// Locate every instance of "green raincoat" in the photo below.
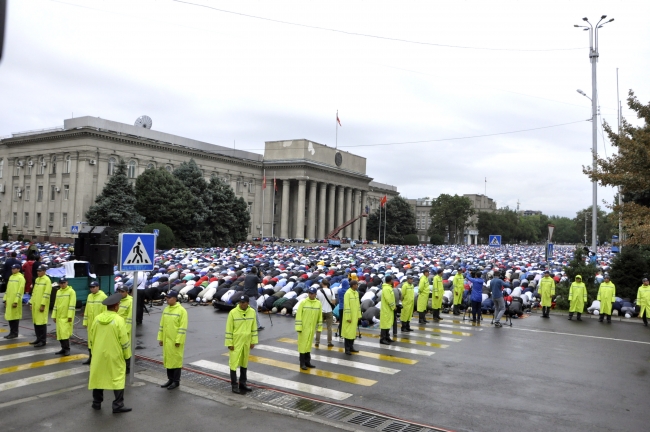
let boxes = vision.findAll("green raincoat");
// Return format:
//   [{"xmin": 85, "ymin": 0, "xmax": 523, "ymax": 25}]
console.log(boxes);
[
  {"xmin": 83, "ymin": 291, "xmax": 107, "ymax": 331},
  {"xmin": 597, "ymin": 281, "xmax": 616, "ymax": 315},
  {"xmin": 4, "ymin": 272, "xmax": 25, "ymax": 321},
  {"xmin": 157, "ymin": 303, "xmax": 188, "ymax": 369},
  {"xmin": 295, "ymin": 297, "xmax": 322, "ymax": 354},
  {"xmin": 637, "ymin": 284, "xmax": 650, "ymax": 317},
  {"xmin": 31, "ymin": 275, "xmax": 52, "ymax": 325},
  {"xmin": 88, "ymin": 311, "xmax": 131, "ymax": 390},
  {"xmin": 431, "ymin": 275, "xmax": 444, "ymax": 309},
  {"xmin": 225, "ymin": 305, "xmax": 258, "ymax": 370},
  {"xmin": 52, "ymin": 286, "xmax": 76, "ymax": 340},
  {"xmin": 539, "ymin": 276, "xmax": 556, "ymax": 307},
  {"xmin": 118, "ymin": 295, "xmax": 133, "ymax": 339},
  {"xmin": 341, "ymin": 288, "xmax": 361, "ymax": 339},
  {"xmin": 452, "ymin": 273, "xmax": 465, "ymax": 306},
  {"xmin": 416, "ymin": 275, "xmax": 430, "ymax": 313},
  {"xmin": 380, "ymin": 283, "xmax": 396, "ymax": 329},
  {"xmin": 401, "ymin": 281, "xmax": 414, "ymax": 323},
  {"xmin": 568, "ymin": 276, "xmax": 587, "ymax": 313}
]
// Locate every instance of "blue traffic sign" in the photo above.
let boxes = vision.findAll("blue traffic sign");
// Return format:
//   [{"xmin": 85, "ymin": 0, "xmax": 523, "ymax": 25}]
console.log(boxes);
[
  {"xmin": 547, "ymin": 242, "xmax": 554, "ymax": 258},
  {"xmin": 70, "ymin": 225, "xmax": 79, "ymax": 234},
  {"xmin": 153, "ymin": 229, "xmax": 159, "ymax": 237},
  {"xmin": 488, "ymin": 235, "xmax": 501, "ymax": 247},
  {"xmin": 119, "ymin": 233, "xmax": 156, "ymax": 272}
]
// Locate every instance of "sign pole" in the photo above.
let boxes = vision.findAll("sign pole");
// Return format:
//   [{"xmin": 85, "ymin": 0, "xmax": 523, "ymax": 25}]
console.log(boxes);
[{"xmin": 128, "ymin": 271, "xmax": 138, "ymax": 386}]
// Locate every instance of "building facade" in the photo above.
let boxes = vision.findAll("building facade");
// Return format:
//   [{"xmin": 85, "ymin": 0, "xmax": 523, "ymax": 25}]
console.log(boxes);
[
  {"xmin": 463, "ymin": 193, "xmax": 497, "ymax": 245},
  {"xmin": 406, "ymin": 197, "xmax": 432, "ymax": 244},
  {"xmin": 0, "ymin": 117, "xmax": 398, "ymax": 243}
]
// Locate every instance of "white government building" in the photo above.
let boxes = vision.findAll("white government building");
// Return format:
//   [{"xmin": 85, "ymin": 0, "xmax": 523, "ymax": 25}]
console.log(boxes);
[{"xmin": 0, "ymin": 116, "xmax": 398, "ymax": 243}]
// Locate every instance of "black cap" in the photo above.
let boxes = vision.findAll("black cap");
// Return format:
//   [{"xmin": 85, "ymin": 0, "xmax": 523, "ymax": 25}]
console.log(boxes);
[
  {"xmin": 58, "ymin": 277, "xmax": 68, "ymax": 283},
  {"xmin": 102, "ymin": 293, "xmax": 122, "ymax": 306},
  {"xmin": 11, "ymin": 263, "xmax": 21, "ymax": 269},
  {"xmin": 89, "ymin": 281, "xmax": 99, "ymax": 287},
  {"xmin": 37, "ymin": 265, "xmax": 48, "ymax": 271},
  {"xmin": 237, "ymin": 294, "xmax": 250, "ymax": 303}
]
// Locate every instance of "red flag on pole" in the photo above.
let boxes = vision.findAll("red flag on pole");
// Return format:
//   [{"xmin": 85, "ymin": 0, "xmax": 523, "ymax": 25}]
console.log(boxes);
[
  {"xmin": 262, "ymin": 173, "xmax": 267, "ymax": 189},
  {"xmin": 274, "ymin": 176, "xmax": 277, "ymax": 192},
  {"xmin": 336, "ymin": 112, "xmax": 342, "ymax": 127},
  {"xmin": 380, "ymin": 195, "xmax": 387, "ymax": 207}
]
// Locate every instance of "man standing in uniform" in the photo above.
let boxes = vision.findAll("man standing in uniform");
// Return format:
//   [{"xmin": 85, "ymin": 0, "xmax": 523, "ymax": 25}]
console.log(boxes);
[
  {"xmin": 30, "ymin": 265, "xmax": 51, "ymax": 347},
  {"xmin": 431, "ymin": 269, "xmax": 444, "ymax": 321},
  {"xmin": 157, "ymin": 290, "xmax": 188, "ymax": 390},
  {"xmin": 637, "ymin": 278, "xmax": 650, "ymax": 326},
  {"xmin": 225, "ymin": 294, "xmax": 258, "ymax": 394},
  {"xmin": 452, "ymin": 268, "xmax": 465, "ymax": 315},
  {"xmin": 82, "ymin": 281, "xmax": 106, "ymax": 364},
  {"xmin": 597, "ymin": 274, "xmax": 616, "ymax": 323},
  {"xmin": 342, "ymin": 280, "xmax": 360, "ymax": 355},
  {"xmin": 116, "ymin": 285, "xmax": 133, "ymax": 340},
  {"xmin": 538, "ymin": 271, "xmax": 555, "ymax": 318},
  {"xmin": 568, "ymin": 275, "xmax": 587, "ymax": 321},
  {"xmin": 52, "ymin": 277, "xmax": 76, "ymax": 355},
  {"xmin": 4, "ymin": 264, "xmax": 25, "ymax": 339},
  {"xmin": 295, "ymin": 286, "xmax": 322, "ymax": 370},
  {"xmin": 380, "ymin": 275, "xmax": 396, "ymax": 344},
  {"xmin": 400, "ymin": 275, "xmax": 414, "ymax": 332},
  {"xmin": 416, "ymin": 269, "xmax": 430, "ymax": 324},
  {"xmin": 88, "ymin": 293, "xmax": 132, "ymax": 413}
]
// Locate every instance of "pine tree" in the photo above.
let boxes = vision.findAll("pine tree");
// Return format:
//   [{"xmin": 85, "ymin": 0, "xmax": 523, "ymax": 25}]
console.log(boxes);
[
  {"xmin": 172, "ymin": 159, "xmax": 213, "ymax": 246},
  {"xmin": 207, "ymin": 177, "xmax": 250, "ymax": 246},
  {"xmin": 135, "ymin": 167, "xmax": 189, "ymax": 238},
  {"xmin": 86, "ymin": 159, "xmax": 145, "ymax": 240}
]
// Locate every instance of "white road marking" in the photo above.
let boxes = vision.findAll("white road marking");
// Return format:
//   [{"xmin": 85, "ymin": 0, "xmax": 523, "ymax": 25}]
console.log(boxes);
[
  {"xmin": 506, "ymin": 327, "xmax": 650, "ymax": 344},
  {"xmin": 190, "ymin": 360, "xmax": 353, "ymax": 401},
  {"xmin": 255, "ymin": 344, "xmax": 400, "ymax": 374},
  {"xmin": 392, "ymin": 331, "xmax": 462, "ymax": 343},
  {"xmin": 0, "ymin": 366, "xmax": 88, "ymax": 392},
  {"xmin": 0, "ymin": 348, "xmax": 60, "ymax": 362},
  {"xmin": 347, "ymin": 339, "xmax": 435, "ymax": 356},
  {"xmin": 0, "ymin": 384, "xmax": 86, "ymax": 408}
]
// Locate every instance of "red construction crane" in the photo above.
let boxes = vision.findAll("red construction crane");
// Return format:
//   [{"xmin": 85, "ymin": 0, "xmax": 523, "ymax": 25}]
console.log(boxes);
[{"xmin": 326, "ymin": 213, "xmax": 368, "ymax": 240}]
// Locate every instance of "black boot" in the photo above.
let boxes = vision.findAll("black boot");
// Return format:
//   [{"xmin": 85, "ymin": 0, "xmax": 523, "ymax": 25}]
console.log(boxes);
[
  {"xmin": 401, "ymin": 322, "xmax": 407, "ymax": 332},
  {"xmin": 82, "ymin": 350, "xmax": 92, "ymax": 365},
  {"xmin": 598, "ymin": 314, "xmax": 604, "ymax": 322},
  {"xmin": 55, "ymin": 340, "xmax": 66, "ymax": 355},
  {"xmin": 299, "ymin": 353, "xmax": 308, "ymax": 370},
  {"xmin": 344, "ymin": 339, "xmax": 351, "ymax": 355},
  {"xmin": 230, "ymin": 370, "xmax": 241, "ymax": 394},
  {"xmin": 385, "ymin": 330, "xmax": 394, "ymax": 343},
  {"xmin": 305, "ymin": 353, "xmax": 316, "ymax": 368},
  {"xmin": 349, "ymin": 340, "xmax": 359, "ymax": 353},
  {"xmin": 239, "ymin": 367, "xmax": 252, "ymax": 392},
  {"xmin": 63, "ymin": 339, "xmax": 71, "ymax": 356},
  {"xmin": 419, "ymin": 312, "xmax": 429, "ymax": 324},
  {"xmin": 404, "ymin": 322, "xmax": 412, "ymax": 332},
  {"xmin": 436, "ymin": 309, "xmax": 444, "ymax": 321},
  {"xmin": 453, "ymin": 305, "xmax": 460, "ymax": 315},
  {"xmin": 607, "ymin": 315, "xmax": 611, "ymax": 323},
  {"xmin": 568, "ymin": 313, "xmax": 573, "ymax": 321},
  {"xmin": 379, "ymin": 329, "xmax": 390, "ymax": 345},
  {"xmin": 577, "ymin": 313, "xmax": 582, "ymax": 321}
]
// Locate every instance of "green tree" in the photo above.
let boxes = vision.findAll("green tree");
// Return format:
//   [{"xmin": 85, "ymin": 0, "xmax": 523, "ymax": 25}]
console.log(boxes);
[
  {"xmin": 1, "ymin": 225, "xmax": 8, "ymax": 241},
  {"xmin": 403, "ymin": 234, "xmax": 420, "ymax": 245},
  {"xmin": 548, "ymin": 215, "xmax": 581, "ymax": 244},
  {"xmin": 135, "ymin": 168, "xmax": 191, "ymax": 238},
  {"xmin": 173, "ymin": 159, "xmax": 213, "ymax": 246},
  {"xmin": 427, "ymin": 194, "xmax": 474, "ymax": 244},
  {"xmin": 207, "ymin": 176, "xmax": 250, "ymax": 246},
  {"xmin": 574, "ymin": 206, "xmax": 616, "ymax": 245},
  {"xmin": 477, "ymin": 207, "xmax": 519, "ymax": 244},
  {"xmin": 86, "ymin": 159, "xmax": 145, "ymax": 241},
  {"xmin": 366, "ymin": 196, "xmax": 416, "ymax": 244},
  {"xmin": 609, "ymin": 246, "xmax": 650, "ymax": 300},
  {"xmin": 143, "ymin": 223, "xmax": 175, "ymax": 249}
]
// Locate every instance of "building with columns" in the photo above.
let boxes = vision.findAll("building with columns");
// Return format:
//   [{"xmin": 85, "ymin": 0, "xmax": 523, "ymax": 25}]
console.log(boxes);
[
  {"xmin": 463, "ymin": 193, "xmax": 497, "ymax": 245},
  {"xmin": 0, "ymin": 116, "xmax": 398, "ymax": 243}
]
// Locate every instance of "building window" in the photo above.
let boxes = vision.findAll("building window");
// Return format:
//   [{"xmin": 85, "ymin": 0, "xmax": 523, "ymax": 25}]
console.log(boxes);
[
  {"xmin": 0, "ymin": 158, "xmax": 3, "ymax": 178},
  {"xmin": 165, "ymin": 165, "xmax": 173, "ymax": 173},
  {"xmin": 236, "ymin": 177, "xmax": 242, "ymax": 193},
  {"xmin": 247, "ymin": 202, "xmax": 253, "ymax": 213},
  {"xmin": 128, "ymin": 160, "xmax": 137, "ymax": 178},
  {"xmin": 62, "ymin": 213, "xmax": 67, "ymax": 228},
  {"xmin": 63, "ymin": 154, "xmax": 71, "ymax": 173},
  {"xmin": 13, "ymin": 186, "xmax": 20, "ymax": 201},
  {"xmin": 274, "ymin": 203, "xmax": 277, "ymax": 215},
  {"xmin": 12, "ymin": 212, "xmax": 17, "ymax": 227},
  {"xmin": 146, "ymin": 162, "xmax": 155, "ymax": 170},
  {"xmin": 50, "ymin": 185, "xmax": 56, "ymax": 201},
  {"xmin": 63, "ymin": 185, "xmax": 69, "ymax": 200},
  {"xmin": 49, "ymin": 212, "xmax": 54, "ymax": 225},
  {"xmin": 38, "ymin": 156, "xmax": 45, "ymax": 175},
  {"xmin": 108, "ymin": 157, "xmax": 117, "ymax": 175},
  {"xmin": 50, "ymin": 156, "xmax": 57, "ymax": 174},
  {"xmin": 25, "ymin": 186, "xmax": 30, "ymax": 201},
  {"xmin": 36, "ymin": 213, "xmax": 41, "ymax": 227},
  {"xmin": 14, "ymin": 162, "xmax": 21, "ymax": 176},
  {"xmin": 248, "ymin": 180, "xmax": 255, "ymax": 193},
  {"xmin": 37, "ymin": 186, "xmax": 43, "ymax": 202},
  {"xmin": 24, "ymin": 212, "xmax": 29, "ymax": 227},
  {"xmin": 27, "ymin": 159, "xmax": 33, "ymax": 175}
]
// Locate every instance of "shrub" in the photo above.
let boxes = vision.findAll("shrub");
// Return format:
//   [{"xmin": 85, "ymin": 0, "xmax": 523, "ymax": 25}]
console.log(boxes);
[
  {"xmin": 609, "ymin": 246, "xmax": 650, "ymax": 300},
  {"xmin": 403, "ymin": 234, "xmax": 420, "ymax": 245},
  {"xmin": 143, "ymin": 223, "xmax": 175, "ymax": 250}
]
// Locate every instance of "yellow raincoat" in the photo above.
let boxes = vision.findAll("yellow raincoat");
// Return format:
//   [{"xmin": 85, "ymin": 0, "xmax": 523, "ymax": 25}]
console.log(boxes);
[
  {"xmin": 295, "ymin": 298, "xmax": 322, "ymax": 354},
  {"xmin": 431, "ymin": 275, "xmax": 444, "ymax": 309},
  {"xmin": 31, "ymin": 275, "xmax": 52, "ymax": 325},
  {"xmin": 157, "ymin": 303, "xmax": 188, "ymax": 369},
  {"xmin": 225, "ymin": 305, "xmax": 258, "ymax": 370},
  {"xmin": 416, "ymin": 275, "xmax": 430, "ymax": 313},
  {"xmin": 401, "ymin": 281, "xmax": 414, "ymax": 322},
  {"xmin": 4, "ymin": 272, "xmax": 25, "ymax": 321},
  {"xmin": 637, "ymin": 284, "xmax": 650, "ymax": 317},
  {"xmin": 568, "ymin": 276, "xmax": 587, "ymax": 313},
  {"xmin": 341, "ymin": 288, "xmax": 361, "ymax": 339},
  {"xmin": 539, "ymin": 276, "xmax": 556, "ymax": 307},
  {"xmin": 88, "ymin": 311, "xmax": 131, "ymax": 390},
  {"xmin": 453, "ymin": 273, "xmax": 465, "ymax": 306},
  {"xmin": 83, "ymin": 291, "xmax": 107, "ymax": 331},
  {"xmin": 118, "ymin": 295, "xmax": 133, "ymax": 338},
  {"xmin": 52, "ymin": 286, "xmax": 76, "ymax": 340},
  {"xmin": 380, "ymin": 283, "xmax": 396, "ymax": 329},
  {"xmin": 597, "ymin": 281, "xmax": 616, "ymax": 315}
]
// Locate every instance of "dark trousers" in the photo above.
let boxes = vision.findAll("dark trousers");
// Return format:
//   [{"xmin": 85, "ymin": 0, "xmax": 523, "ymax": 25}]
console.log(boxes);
[
  {"xmin": 34, "ymin": 324, "xmax": 47, "ymax": 343},
  {"xmin": 166, "ymin": 368, "xmax": 181, "ymax": 383},
  {"xmin": 136, "ymin": 291, "xmax": 145, "ymax": 324},
  {"xmin": 8, "ymin": 319, "xmax": 19, "ymax": 335},
  {"xmin": 641, "ymin": 310, "xmax": 648, "ymax": 325},
  {"xmin": 92, "ymin": 389, "xmax": 125, "ymax": 410},
  {"xmin": 471, "ymin": 301, "xmax": 482, "ymax": 321},
  {"xmin": 59, "ymin": 339, "xmax": 70, "ymax": 350}
]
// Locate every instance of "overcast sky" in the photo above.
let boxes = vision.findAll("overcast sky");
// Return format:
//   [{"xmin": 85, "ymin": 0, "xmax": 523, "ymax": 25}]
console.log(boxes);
[{"xmin": 1, "ymin": 0, "xmax": 649, "ymax": 218}]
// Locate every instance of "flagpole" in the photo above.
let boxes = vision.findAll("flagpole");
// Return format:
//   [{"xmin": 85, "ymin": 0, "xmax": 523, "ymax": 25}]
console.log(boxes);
[
  {"xmin": 383, "ymin": 201, "xmax": 387, "ymax": 245},
  {"xmin": 261, "ymin": 169, "xmax": 265, "ymax": 245},
  {"xmin": 378, "ymin": 201, "xmax": 382, "ymax": 244},
  {"xmin": 271, "ymin": 172, "xmax": 276, "ymax": 241},
  {"xmin": 335, "ymin": 110, "xmax": 338, "ymax": 149}
]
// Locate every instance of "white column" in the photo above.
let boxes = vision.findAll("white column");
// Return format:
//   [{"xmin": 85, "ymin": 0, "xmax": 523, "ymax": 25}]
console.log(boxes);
[
  {"xmin": 351, "ymin": 189, "xmax": 360, "ymax": 240},
  {"xmin": 280, "ymin": 180, "xmax": 290, "ymax": 239},
  {"xmin": 360, "ymin": 190, "xmax": 368, "ymax": 241},
  {"xmin": 295, "ymin": 180, "xmax": 306, "ymax": 240},
  {"xmin": 344, "ymin": 187, "xmax": 352, "ymax": 238},
  {"xmin": 306, "ymin": 180, "xmax": 317, "ymax": 240},
  {"xmin": 336, "ymin": 185, "xmax": 344, "ymax": 230},
  {"xmin": 318, "ymin": 183, "xmax": 327, "ymax": 240},
  {"xmin": 327, "ymin": 184, "xmax": 336, "ymax": 235}
]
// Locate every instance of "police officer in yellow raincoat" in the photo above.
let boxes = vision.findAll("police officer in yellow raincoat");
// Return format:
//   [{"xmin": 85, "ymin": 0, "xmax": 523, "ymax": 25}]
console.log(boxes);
[
  {"xmin": 52, "ymin": 277, "xmax": 76, "ymax": 355},
  {"xmin": 82, "ymin": 281, "xmax": 106, "ymax": 364},
  {"xmin": 538, "ymin": 271, "xmax": 555, "ymax": 318},
  {"xmin": 597, "ymin": 274, "xmax": 616, "ymax": 323},
  {"xmin": 225, "ymin": 294, "xmax": 258, "ymax": 394},
  {"xmin": 4, "ymin": 264, "xmax": 25, "ymax": 339},
  {"xmin": 637, "ymin": 278, "xmax": 650, "ymax": 326},
  {"xmin": 30, "ymin": 265, "xmax": 51, "ymax": 346},
  {"xmin": 157, "ymin": 290, "xmax": 188, "ymax": 390},
  {"xmin": 116, "ymin": 285, "xmax": 133, "ymax": 339},
  {"xmin": 88, "ymin": 293, "xmax": 132, "ymax": 413},
  {"xmin": 380, "ymin": 275, "xmax": 396, "ymax": 345},
  {"xmin": 431, "ymin": 269, "xmax": 444, "ymax": 321},
  {"xmin": 400, "ymin": 275, "xmax": 414, "ymax": 332},
  {"xmin": 295, "ymin": 286, "xmax": 322, "ymax": 370},
  {"xmin": 342, "ymin": 280, "xmax": 361, "ymax": 355},
  {"xmin": 416, "ymin": 269, "xmax": 430, "ymax": 324},
  {"xmin": 452, "ymin": 268, "xmax": 465, "ymax": 315},
  {"xmin": 568, "ymin": 275, "xmax": 587, "ymax": 321}
]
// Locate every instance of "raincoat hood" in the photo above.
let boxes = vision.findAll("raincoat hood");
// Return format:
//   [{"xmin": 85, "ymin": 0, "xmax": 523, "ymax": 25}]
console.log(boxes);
[{"xmin": 97, "ymin": 311, "xmax": 118, "ymax": 325}]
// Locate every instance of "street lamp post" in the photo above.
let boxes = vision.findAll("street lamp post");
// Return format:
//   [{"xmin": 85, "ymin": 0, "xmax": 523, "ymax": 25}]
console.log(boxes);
[{"xmin": 575, "ymin": 15, "xmax": 614, "ymax": 254}]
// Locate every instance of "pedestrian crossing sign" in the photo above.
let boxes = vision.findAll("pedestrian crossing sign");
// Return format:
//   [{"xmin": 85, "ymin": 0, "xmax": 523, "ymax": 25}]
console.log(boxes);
[
  {"xmin": 488, "ymin": 235, "xmax": 501, "ymax": 247},
  {"xmin": 118, "ymin": 233, "xmax": 156, "ymax": 271}
]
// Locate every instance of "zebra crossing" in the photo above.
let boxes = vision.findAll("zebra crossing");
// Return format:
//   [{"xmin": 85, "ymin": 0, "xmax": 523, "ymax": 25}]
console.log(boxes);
[{"xmin": 190, "ymin": 317, "xmax": 478, "ymax": 401}]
